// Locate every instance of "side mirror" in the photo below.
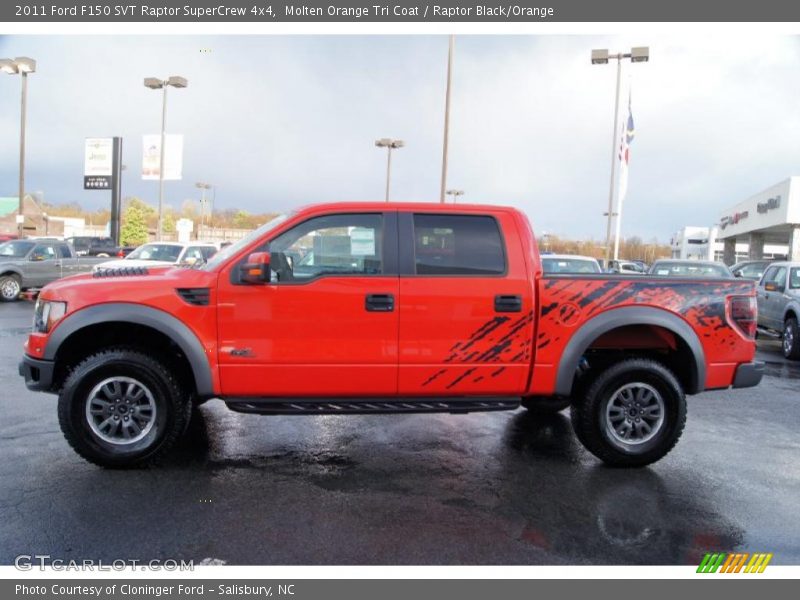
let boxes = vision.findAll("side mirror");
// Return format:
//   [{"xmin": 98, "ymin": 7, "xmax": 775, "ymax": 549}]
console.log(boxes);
[
  {"xmin": 764, "ymin": 282, "xmax": 780, "ymax": 292},
  {"xmin": 734, "ymin": 271, "xmax": 743, "ymax": 278},
  {"xmin": 241, "ymin": 251, "xmax": 271, "ymax": 284}
]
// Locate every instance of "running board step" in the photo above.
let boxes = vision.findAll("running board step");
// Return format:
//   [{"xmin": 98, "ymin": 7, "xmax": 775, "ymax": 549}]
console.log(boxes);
[
  {"xmin": 756, "ymin": 327, "xmax": 782, "ymax": 340},
  {"xmin": 225, "ymin": 397, "xmax": 521, "ymax": 415}
]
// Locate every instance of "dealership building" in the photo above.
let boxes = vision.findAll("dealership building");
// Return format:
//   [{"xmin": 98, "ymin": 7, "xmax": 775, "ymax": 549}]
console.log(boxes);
[
  {"xmin": 674, "ymin": 178, "xmax": 800, "ymax": 263},
  {"xmin": 715, "ymin": 178, "xmax": 800, "ymax": 264}
]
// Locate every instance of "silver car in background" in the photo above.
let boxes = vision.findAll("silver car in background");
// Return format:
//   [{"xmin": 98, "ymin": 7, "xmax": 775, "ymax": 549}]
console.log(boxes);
[
  {"xmin": 541, "ymin": 254, "xmax": 602, "ymax": 274},
  {"xmin": 756, "ymin": 262, "xmax": 800, "ymax": 360}
]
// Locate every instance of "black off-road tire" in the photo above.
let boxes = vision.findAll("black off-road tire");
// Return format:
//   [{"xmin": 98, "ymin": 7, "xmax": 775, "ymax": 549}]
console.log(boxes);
[
  {"xmin": 57, "ymin": 348, "xmax": 191, "ymax": 468},
  {"xmin": 570, "ymin": 358, "xmax": 686, "ymax": 468},
  {"xmin": 783, "ymin": 317, "xmax": 800, "ymax": 360},
  {"xmin": 520, "ymin": 396, "xmax": 572, "ymax": 415},
  {"xmin": 0, "ymin": 274, "xmax": 21, "ymax": 302}
]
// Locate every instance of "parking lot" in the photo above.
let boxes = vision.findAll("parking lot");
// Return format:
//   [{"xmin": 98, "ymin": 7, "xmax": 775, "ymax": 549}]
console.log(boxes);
[{"xmin": 1, "ymin": 299, "xmax": 798, "ymax": 566}]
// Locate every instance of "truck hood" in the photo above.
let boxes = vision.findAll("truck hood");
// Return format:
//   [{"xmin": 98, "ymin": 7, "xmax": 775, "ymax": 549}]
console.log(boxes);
[{"xmin": 38, "ymin": 265, "xmax": 218, "ymax": 310}]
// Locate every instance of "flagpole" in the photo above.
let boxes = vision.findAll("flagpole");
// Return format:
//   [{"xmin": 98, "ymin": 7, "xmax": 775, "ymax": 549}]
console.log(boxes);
[{"xmin": 613, "ymin": 185, "xmax": 624, "ymax": 261}]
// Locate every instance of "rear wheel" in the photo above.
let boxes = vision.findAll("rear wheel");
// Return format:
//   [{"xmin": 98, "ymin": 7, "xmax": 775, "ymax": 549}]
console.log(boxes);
[
  {"xmin": 0, "ymin": 274, "xmax": 21, "ymax": 302},
  {"xmin": 783, "ymin": 317, "xmax": 800, "ymax": 360},
  {"xmin": 570, "ymin": 358, "xmax": 686, "ymax": 467},
  {"xmin": 58, "ymin": 348, "xmax": 191, "ymax": 468}
]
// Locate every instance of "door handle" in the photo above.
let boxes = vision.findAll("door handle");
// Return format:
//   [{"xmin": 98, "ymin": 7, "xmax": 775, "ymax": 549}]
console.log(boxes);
[
  {"xmin": 495, "ymin": 294, "xmax": 522, "ymax": 312},
  {"xmin": 365, "ymin": 293, "xmax": 394, "ymax": 312}
]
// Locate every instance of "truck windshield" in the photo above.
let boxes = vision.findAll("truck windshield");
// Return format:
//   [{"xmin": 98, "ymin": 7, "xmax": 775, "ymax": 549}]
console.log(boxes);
[
  {"xmin": 0, "ymin": 240, "xmax": 35, "ymax": 258},
  {"xmin": 126, "ymin": 244, "xmax": 183, "ymax": 262},
  {"xmin": 542, "ymin": 257, "xmax": 601, "ymax": 274},
  {"xmin": 651, "ymin": 262, "xmax": 732, "ymax": 278},
  {"xmin": 202, "ymin": 213, "xmax": 291, "ymax": 271}
]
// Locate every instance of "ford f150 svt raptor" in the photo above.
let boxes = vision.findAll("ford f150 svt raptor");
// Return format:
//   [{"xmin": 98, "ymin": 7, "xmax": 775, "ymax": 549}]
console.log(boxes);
[{"xmin": 19, "ymin": 202, "xmax": 764, "ymax": 468}]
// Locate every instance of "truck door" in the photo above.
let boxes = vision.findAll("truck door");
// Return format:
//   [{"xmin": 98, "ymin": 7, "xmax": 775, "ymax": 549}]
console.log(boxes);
[
  {"xmin": 26, "ymin": 243, "xmax": 62, "ymax": 288},
  {"xmin": 216, "ymin": 211, "xmax": 399, "ymax": 397},
  {"xmin": 396, "ymin": 211, "xmax": 534, "ymax": 396},
  {"xmin": 758, "ymin": 266, "xmax": 787, "ymax": 330},
  {"xmin": 56, "ymin": 243, "xmax": 80, "ymax": 277}
]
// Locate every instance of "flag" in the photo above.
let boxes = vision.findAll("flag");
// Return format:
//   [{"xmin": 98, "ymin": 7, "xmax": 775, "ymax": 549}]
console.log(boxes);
[
  {"xmin": 613, "ymin": 90, "xmax": 635, "ymax": 261},
  {"xmin": 617, "ymin": 94, "xmax": 635, "ymax": 204}
]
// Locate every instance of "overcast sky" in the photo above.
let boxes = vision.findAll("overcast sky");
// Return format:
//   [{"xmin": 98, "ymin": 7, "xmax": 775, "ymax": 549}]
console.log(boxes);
[{"xmin": 1, "ymin": 34, "xmax": 799, "ymax": 241}]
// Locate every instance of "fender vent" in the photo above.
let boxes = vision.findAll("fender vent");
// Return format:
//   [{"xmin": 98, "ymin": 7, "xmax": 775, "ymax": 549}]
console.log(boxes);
[
  {"xmin": 177, "ymin": 288, "xmax": 210, "ymax": 306},
  {"xmin": 93, "ymin": 266, "xmax": 149, "ymax": 278}
]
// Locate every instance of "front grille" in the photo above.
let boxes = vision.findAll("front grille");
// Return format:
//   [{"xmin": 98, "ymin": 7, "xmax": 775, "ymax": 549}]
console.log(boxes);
[
  {"xmin": 93, "ymin": 266, "xmax": 149, "ymax": 278},
  {"xmin": 176, "ymin": 288, "xmax": 211, "ymax": 306}
]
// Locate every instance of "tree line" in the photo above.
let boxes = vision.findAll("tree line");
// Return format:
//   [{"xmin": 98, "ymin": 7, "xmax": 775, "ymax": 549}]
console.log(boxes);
[{"xmin": 43, "ymin": 197, "xmax": 280, "ymax": 246}]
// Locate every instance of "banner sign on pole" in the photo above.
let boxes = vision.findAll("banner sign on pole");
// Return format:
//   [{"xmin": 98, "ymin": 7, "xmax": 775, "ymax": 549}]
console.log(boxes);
[{"xmin": 142, "ymin": 134, "xmax": 184, "ymax": 181}]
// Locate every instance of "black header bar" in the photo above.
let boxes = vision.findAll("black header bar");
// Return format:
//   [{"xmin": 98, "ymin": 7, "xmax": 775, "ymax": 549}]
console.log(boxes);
[{"xmin": 4, "ymin": 0, "xmax": 800, "ymax": 22}]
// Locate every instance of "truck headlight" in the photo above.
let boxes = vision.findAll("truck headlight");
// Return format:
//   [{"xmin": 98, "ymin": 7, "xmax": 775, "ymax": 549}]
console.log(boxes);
[{"xmin": 33, "ymin": 300, "xmax": 67, "ymax": 333}]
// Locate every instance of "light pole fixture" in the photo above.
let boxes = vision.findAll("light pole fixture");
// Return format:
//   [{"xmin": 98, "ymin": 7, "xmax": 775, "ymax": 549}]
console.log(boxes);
[
  {"xmin": 1, "ymin": 56, "xmax": 36, "ymax": 239},
  {"xmin": 196, "ymin": 182, "xmax": 212, "ymax": 239},
  {"xmin": 445, "ymin": 189, "xmax": 464, "ymax": 203},
  {"xmin": 375, "ymin": 138, "xmax": 404, "ymax": 202},
  {"xmin": 144, "ymin": 75, "xmax": 188, "ymax": 240},
  {"xmin": 591, "ymin": 46, "xmax": 649, "ymax": 265}
]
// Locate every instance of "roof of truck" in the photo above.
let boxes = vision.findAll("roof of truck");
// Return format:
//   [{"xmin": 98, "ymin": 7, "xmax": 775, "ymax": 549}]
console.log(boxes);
[{"xmin": 293, "ymin": 201, "xmax": 520, "ymax": 213}]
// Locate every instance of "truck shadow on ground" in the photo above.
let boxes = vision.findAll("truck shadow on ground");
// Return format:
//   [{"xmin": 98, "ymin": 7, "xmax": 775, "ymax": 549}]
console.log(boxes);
[{"xmin": 154, "ymin": 406, "xmax": 743, "ymax": 564}]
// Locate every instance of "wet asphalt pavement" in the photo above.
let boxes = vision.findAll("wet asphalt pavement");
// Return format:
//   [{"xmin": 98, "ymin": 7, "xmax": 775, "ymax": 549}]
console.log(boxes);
[{"xmin": 1, "ymin": 300, "xmax": 799, "ymax": 565}]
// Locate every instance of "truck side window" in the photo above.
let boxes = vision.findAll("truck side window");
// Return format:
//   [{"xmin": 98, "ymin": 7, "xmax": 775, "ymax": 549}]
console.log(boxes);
[
  {"xmin": 30, "ymin": 245, "xmax": 57, "ymax": 261},
  {"xmin": 763, "ymin": 266, "xmax": 787, "ymax": 289},
  {"xmin": 57, "ymin": 245, "xmax": 72, "ymax": 259},
  {"xmin": 268, "ymin": 213, "xmax": 383, "ymax": 282},
  {"xmin": 791, "ymin": 268, "xmax": 800, "ymax": 290},
  {"xmin": 412, "ymin": 214, "xmax": 505, "ymax": 276}
]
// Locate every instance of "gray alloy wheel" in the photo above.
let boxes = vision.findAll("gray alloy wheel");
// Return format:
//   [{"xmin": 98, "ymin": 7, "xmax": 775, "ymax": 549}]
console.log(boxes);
[
  {"xmin": 784, "ymin": 317, "xmax": 800, "ymax": 360},
  {"xmin": 0, "ymin": 275, "xmax": 21, "ymax": 301},
  {"xmin": 85, "ymin": 376, "xmax": 157, "ymax": 445},
  {"xmin": 604, "ymin": 382, "xmax": 666, "ymax": 446}
]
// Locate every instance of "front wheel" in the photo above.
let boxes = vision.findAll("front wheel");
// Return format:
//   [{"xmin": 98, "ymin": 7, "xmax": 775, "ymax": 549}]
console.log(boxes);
[
  {"xmin": 570, "ymin": 358, "xmax": 686, "ymax": 467},
  {"xmin": 783, "ymin": 317, "xmax": 800, "ymax": 360},
  {"xmin": 0, "ymin": 274, "xmax": 21, "ymax": 302},
  {"xmin": 58, "ymin": 348, "xmax": 191, "ymax": 468}
]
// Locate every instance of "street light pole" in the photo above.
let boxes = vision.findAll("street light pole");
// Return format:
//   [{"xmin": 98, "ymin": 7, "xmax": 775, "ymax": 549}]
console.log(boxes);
[
  {"xmin": 17, "ymin": 68, "xmax": 28, "ymax": 239},
  {"xmin": 446, "ymin": 189, "xmax": 464, "ymax": 203},
  {"xmin": 1, "ymin": 57, "xmax": 36, "ymax": 239},
  {"xmin": 196, "ymin": 182, "xmax": 212, "ymax": 239},
  {"xmin": 375, "ymin": 138, "xmax": 404, "ymax": 202},
  {"xmin": 603, "ymin": 55, "xmax": 622, "ymax": 266},
  {"xmin": 157, "ymin": 83, "xmax": 168, "ymax": 242},
  {"xmin": 591, "ymin": 47, "xmax": 649, "ymax": 266},
  {"xmin": 144, "ymin": 75, "xmax": 188, "ymax": 242},
  {"xmin": 440, "ymin": 35, "xmax": 455, "ymax": 204}
]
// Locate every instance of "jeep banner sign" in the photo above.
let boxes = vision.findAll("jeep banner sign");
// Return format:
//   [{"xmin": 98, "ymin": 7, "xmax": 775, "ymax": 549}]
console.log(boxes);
[{"xmin": 83, "ymin": 137, "xmax": 113, "ymax": 189}]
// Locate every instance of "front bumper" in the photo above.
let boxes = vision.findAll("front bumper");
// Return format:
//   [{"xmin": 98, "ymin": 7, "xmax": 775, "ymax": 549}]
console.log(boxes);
[
  {"xmin": 732, "ymin": 361, "xmax": 765, "ymax": 389},
  {"xmin": 18, "ymin": 355, "xmax": 55, "ymax": 392}
]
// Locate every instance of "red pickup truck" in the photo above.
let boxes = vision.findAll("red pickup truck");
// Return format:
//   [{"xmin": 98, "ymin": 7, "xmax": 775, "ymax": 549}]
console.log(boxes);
[{"xmin": 19, "ymin": 202, "xmax": 763, "ymax": 468}]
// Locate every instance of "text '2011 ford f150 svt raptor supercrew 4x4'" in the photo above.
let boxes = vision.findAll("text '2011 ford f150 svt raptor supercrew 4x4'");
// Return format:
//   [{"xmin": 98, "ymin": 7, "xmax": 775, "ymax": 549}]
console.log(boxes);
[{"xmin": 19, "ymin": 202, "xmax": 764, "ymax": 468}]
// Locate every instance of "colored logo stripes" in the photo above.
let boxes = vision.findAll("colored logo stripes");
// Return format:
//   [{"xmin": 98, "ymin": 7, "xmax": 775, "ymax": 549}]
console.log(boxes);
[{"xmin": 697, "ymin": 552, "xmax": 773, "ymax": 573}]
